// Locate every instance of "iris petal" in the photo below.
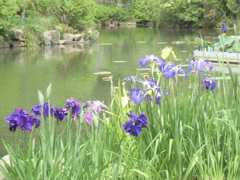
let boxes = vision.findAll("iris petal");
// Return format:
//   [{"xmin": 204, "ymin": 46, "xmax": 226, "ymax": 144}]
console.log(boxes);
[{"xmin": 130, "ymin": 88, "xmax": 144, "ymax": 104}]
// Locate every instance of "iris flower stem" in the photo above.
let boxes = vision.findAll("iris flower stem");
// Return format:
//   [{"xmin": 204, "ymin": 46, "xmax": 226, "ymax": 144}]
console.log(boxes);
[
  {"xmin": 12, "ymin": 132, "xmax": 16, "ymax": 150},
  {"xmin": 24, "ymin": 131, "xmax": 27, "ymax": 148},
  {"xmin": 150, "ymin": 62, "xmax": 155, "ymax": 77}
]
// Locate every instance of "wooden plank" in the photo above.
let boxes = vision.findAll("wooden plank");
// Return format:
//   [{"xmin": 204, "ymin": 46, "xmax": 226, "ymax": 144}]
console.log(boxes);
[{"xmin": 194, "ymin": 50, "xmax": 240, "ymax": 64}]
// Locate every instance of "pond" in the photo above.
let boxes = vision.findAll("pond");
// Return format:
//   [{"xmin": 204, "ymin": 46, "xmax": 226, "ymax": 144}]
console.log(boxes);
[{"xmin": 0, "ymin": 27, "xmax": 218, "ymax": 156}]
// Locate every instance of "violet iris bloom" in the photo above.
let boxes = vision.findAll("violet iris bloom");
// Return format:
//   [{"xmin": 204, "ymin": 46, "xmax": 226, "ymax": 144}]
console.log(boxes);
[
  {"xmin": 130, "ymin": 88, "xmax": 144, "ymax": 104},
  {"xmin": 5, "ymin": 108, "xmax": 41, "ymax": 131},
  {"xmin": 122, "ymin": 121, "xmax": 142, "ymax": 136},
  {"xmin": 188, "ymin": 59, "xmax": 213, "ymax": 73},
  {"xmin": 92, "ymin": 100, "xmax": 109, "ymax": 114},
  {"xmin": 162, "ymin": 64, "xmax": 188, "ymax": 79},
  {"xmin": 85, "ymin": 110, "xmax": 92, "ymax": 125},
  {"xmin": 129, "ymin": 78, "xmax": 169, "ymax": 104},
  {"xmin": 31, "ymin": 103, "xmax": 54, "ymax": 118},
  {"xmin": 139, "ymin": 55, "xmax": 165, "ymax": 67},
  {"xmin": 124, "ymin": 76, "xmax": 143, "ymax": 83},
  {"xmin": 143, "ymin": 78, "xmax": 163, "ymax": 104},
  {"xmin": 43, "ymin": 103, "xmax": 55, "ymax": 117},
  {"xmin": 54, "ymin": 108, "xmax": 68, "ymax": 121},
  {"xmin": 143, "ymin": 78, "xmax": 157, "ymax": 90},
  {"xmin": 222, "ymin": 23, "xmax": 227, "ymax": 33},
  {"xmin": 204, "ymin": 79, "xmax": 217, "ymax": 90},
  {"xmin": 31, "ymin": 103, "xmax": 41, "ymax": 116},
  {"xmin": 65, "ymin": 98, "xmax": 81, "ymax": 117},
  {"xmin": 122, "ymin": 113, "xmax": 148, "ymax": 136}
]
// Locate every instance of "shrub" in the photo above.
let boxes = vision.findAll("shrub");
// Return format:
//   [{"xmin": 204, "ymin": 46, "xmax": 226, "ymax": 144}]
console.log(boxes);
[
  {"xmin": 23, "ymin": 16, "xmax": 59, "ymax": 46},
  {"xmin": 0, "ymin": 0, "xmax": 20, "ymax": 37},
  {"xmin": 128, "ymin": 0, "xmax": 161, "ymax": 23},
  {"xmin": 94, "ymin": 5, "xmax": 131, "ymax": 22},
  {"xmin": 27, "ymin": 0, "xmax": 96, "ymax": 30},
  {"xmin": 60, "ymin": 0, "xmax": 96, "ymax": 29}
]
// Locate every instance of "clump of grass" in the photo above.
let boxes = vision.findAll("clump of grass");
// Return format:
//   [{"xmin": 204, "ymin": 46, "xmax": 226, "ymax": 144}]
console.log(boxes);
[
  {"xmin": 19, "ymin": 16, "xmax": 58, "ymax": 47},
  {"xmin": 0, "ymin": 55, "xmax": 240, "ymax": 179}
]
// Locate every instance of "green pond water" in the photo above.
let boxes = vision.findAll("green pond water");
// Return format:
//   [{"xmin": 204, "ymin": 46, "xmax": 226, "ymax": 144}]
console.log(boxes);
[{"xmin": 0, "ymin": 28, "xmax": 218, "ymax": 156}]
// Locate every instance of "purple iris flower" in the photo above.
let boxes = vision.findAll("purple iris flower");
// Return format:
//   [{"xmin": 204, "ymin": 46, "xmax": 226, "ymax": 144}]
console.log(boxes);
[
  {"xmin": 188, "ymin": 59, "xmax": 213, "ymax": 73},
  {"xmin": 204, "ymin": 79, "xmax": 217, "ymax": 90},
  {"xmin": 31, "ymin": 103, "xmax": 54, "ymax": 118},
  {"xmin": 130, "ymin": 88, "xmax": 144, "ymax": 104},
  {"xmin": 54, "ymin": 108, "xmax": 68, "ymax": 121},
  {"xmin": 127, "ymin": 113, "xmax": 148, "ymax": 128},
  {"xmin": 124, "ymin": 76, "xmax": 143, "ymax": 83},
  {"xmin": 142, "ymin": 78, "xmax": 163, "ymax": 104},
  {"xmin": 65, "ymin": 98, "xmax": 81, "ymax": 117},
  {"xmin": 85, "ymin": 110, "xmax": 92, "ymax": 125},
  {"xmin": 5, "ymin": 108, "xmax": 41, "ymax": 131},
  {"xmin": 92, "ymin": 100, "xmax": 109, "ymax": 114},
  {"xmin": 43, "ymin": 103, "xmax": 55, "ymax": 117},
  {"xmin": 162, "ymin": 64, "xmax": 188, "ymax": 79},
  {"xmin": 129, "ymin": 78, "xmax": 169, "ymax": 104},
  {"xmin": 139, "ymin": 55, "xmax": 165, "ymax": 67},
  {"xmin": 222, "ymin": 23, "xmax": 227, "ymax": 33},
  {"xmin": 122, "ymin": 121, "xmax": 142, "ymax": 136},
  {"xmin": 122, "ymin": 113, "xmax": 148, "ymax": 136},
  {"xmin": 143, "ymin": 78, "xmax": 157, "ymax": 89},
  {"xmin": 31, "ymin": 103, "xmax": 42, "ymax": 116},
  {"xmin": 29, "ymin": 116, "xmax": 41, "ymax": 129}
]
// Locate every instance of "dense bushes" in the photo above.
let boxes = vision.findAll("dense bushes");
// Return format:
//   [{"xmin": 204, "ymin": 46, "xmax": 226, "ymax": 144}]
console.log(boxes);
[
  {"xmin": 0, "ymin": 0, "xmax": 20, "ymax": 37},
  {"xmin": 1, "ymin": 0, "xmax": 240, "ymax": 39},
  {"xmin": 27, "ymin": 0, "xmax": 96, "ymax": 30},
  {"xmin": 95, "ymin": 5, "xmax": 132, "ymax": 22},
  {"xmin": 128, "ymin": 0, "xmax": 161, "ymax": 23}
]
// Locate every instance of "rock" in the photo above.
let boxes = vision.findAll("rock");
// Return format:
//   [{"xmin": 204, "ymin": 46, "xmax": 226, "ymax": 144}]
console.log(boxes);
[
  {"xmin": 43, "ymin": 30, "xmax": 60, "ymax": 46},
  {"xmin": 112, "ymin": 21, "xmax": 119, "ymax": 26},
  {"xmin": 0, "ymin": 155, "xmax": 10, "ymax": 180},
  {"xmin": 104, "ymin": 21, "xmax": 111, "ymax": 26},
  {"xmin": 174, "ymin": 25, "xmax": 180, "ymax": 29},
  {"xmin": 0, "ymin": 155, "xmax": 10, "ymax": 168},
  {"xmin": 74, "ymin": 34, "xmax": 84, "ymax": 42},
  {"xmin": 63, "ymin": 33, "xmax": 75, "ymax": 41},
  {"xmin": 119, "ymin": 22, "xmax": 136, "ymax": 28},
  {"xmin": 146, "ymin": 22, "xmax": 155, "ymax": 27},
  {"xmin": 10, "ymin": 41, "xmax": 26, "ymax": 48},
  {"xmin": 66, "ymin": 27, "xmax": 74, "ymax": 34},
  {"xmin": 59, "ymin": 40, "xmax": 73, "ymax": 45},
  {"xmin": 12, "ymin": 29, "xmax": 24, "ymax": 41}
]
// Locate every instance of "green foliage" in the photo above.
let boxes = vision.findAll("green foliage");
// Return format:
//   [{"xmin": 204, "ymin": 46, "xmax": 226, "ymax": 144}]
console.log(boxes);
[
  {"xmin": 94, "ymin": 5, "xmax": 131, "ymax": 22},
  {"xmin": 23, "ymin": 16, "xmax": 58, "ymax": 46},
  {"xmin": 60, "ymin": 0, "xmax": 96, "ymax": 29},
  {"xmin": 176, "ymin": 0, "xmax": 204, "ymax": 23},
  {"xmin": 227, "ymin": 0, "xmax": 240, "ymax": 16},
  {"xmin": 214, "ymin": 34, "xmax": 240, "ymax": 52},
  {"xmin": 27, "ymin": 0, "xmax": 96, "ymax": 29},
  {"xmin": 201, "ymin": 0, "xmax": 226, "ymax": 27},
  {"xmin": 128, "ymin": 0, "xmax": 161, "ymax": 23},
  {"xmin": 0, "ymin": 0, "xmax": 20, "ymax": 37}
]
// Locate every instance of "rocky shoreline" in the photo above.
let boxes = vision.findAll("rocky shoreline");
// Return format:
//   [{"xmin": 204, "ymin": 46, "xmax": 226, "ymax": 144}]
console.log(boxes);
[{"xmin": 0, "ymin": 29, "xmax": 99, "ymax": 49}]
